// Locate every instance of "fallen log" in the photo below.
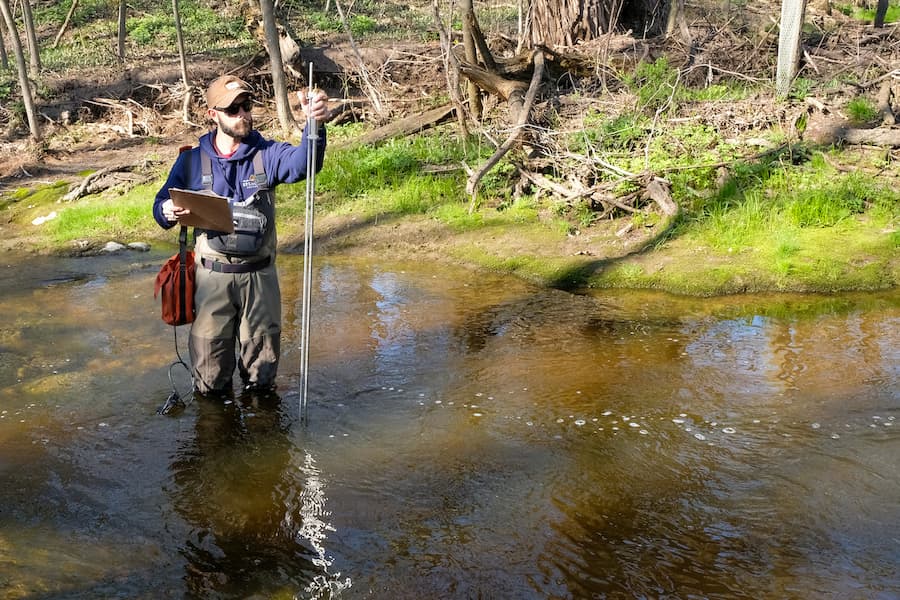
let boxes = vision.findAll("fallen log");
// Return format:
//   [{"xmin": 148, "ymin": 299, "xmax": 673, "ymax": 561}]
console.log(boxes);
[
  {"xmin": 63, "ymin": 167, "xmax": 114, "ymax": 201},
  {"xmin": 63, "ymin": 164, "xmax": 155, "ymax": 202},
  {"xmin": 839, "ymin": 126, "xmax": 900, "ymax": 146},
  {"xmin": 642, "ymin": 177, "xmax": 679, "ymax": 217},
  {"xmin": 457, "ymin": 61, "xmax": 528, "ymax": 104},
  {"xmin": 344, "ymin": 103, "xmax": 455, "ymax": 147}
]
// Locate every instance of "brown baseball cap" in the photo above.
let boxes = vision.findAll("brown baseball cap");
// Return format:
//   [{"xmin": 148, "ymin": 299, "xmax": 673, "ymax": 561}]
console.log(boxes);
[{"xmin": 205, "ymin": 75, "xmax": 253, "ymax": 109}]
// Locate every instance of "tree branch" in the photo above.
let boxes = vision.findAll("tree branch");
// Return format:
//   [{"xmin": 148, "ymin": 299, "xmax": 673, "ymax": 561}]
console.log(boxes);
[
  {"xmin": 52, "ymin": 0, "xmax": 78, "ymax": 48},
  {"xmin": 466, "ymin": 50, "xmax": 545, "ymax": 210}
]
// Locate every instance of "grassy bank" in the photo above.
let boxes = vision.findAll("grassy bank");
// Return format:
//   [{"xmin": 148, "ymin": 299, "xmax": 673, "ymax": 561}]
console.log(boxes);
[
  {"xmin": 0, "ymin": 1, "xmax": 898, "ymax": 296},
  {"xmin": 2, "ymin": 119, "xmax": 897, "ymax": 297}
]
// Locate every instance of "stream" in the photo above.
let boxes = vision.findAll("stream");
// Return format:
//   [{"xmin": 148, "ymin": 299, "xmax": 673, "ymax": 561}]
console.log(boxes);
[{"xmin": 0, "ymin": 250, "xmax": 897, "ymax": 599}]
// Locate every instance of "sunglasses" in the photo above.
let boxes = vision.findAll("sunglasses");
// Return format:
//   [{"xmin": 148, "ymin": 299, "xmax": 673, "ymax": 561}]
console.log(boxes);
[{"xmin": 217, "ymin": 99, "xmax": 253, "ymax": 116}]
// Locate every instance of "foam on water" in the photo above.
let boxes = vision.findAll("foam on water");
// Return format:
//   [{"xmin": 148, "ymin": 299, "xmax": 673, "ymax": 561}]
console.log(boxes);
[{"xmin": 323, "ymin": 384, "xmax": 900, "ymax": 451}]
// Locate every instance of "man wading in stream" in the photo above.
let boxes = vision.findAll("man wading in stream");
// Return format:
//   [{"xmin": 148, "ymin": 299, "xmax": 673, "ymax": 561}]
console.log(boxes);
[{"xmin": 152, "ymin": 75, "xmax": 329, "ymax": 397}]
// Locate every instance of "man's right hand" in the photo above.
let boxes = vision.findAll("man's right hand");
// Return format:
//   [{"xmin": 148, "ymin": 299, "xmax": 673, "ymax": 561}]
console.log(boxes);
[
  {"xmin": 162, "ymin": 198, "xmax": 191, "ymax": 223},
  {"xmin": 298, "ymin": 88, "xmax": 330, "ymax": 125}
]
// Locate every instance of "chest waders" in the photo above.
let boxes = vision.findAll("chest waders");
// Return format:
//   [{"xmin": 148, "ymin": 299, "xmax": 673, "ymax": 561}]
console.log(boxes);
[
  {"xmin": 199, "ymin": 151, "xmax": 276, "ymax": 260},
  {"xmin": 189, "ymin": 148, "xmax": 283, "ymax": 396}
]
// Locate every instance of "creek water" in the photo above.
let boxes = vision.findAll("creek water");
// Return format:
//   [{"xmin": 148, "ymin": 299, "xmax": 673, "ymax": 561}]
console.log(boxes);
[{"xmin": 0, "ymin": 250, "xmax": 897, "ymax": 599}]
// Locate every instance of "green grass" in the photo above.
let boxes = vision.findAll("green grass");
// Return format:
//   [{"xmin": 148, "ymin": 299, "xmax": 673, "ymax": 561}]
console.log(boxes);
[
  {"xmin": 684, "ymin": 152, "xmax": 898, "ymax": 242},
  {"xmin": 845, "ymin": 96, "xmax": 878, "ymax": 125},
  {"xmin": 686, "ymin": 83, "xmax": 751, "ymax": 102},
  {"xmin": 36, "ymin": 0, "xmax": 253, "ymax": 71},
  {"xmin": 624, "ymin": 56, "xmax": 681, "ymax": 112},
  {"xmin": 433, "ymin": 203, "xmax": 484, "ymax": 231},
  {"xmin": 43, "ymin": 182, "xmax": 161, "ymax": 247},
  {"xmin": 127, "ymin": 4, "xmax": 250, "ymax": 50},
  {"xmin": 282, "ymin": 0, "xmax": 436, "ymax": 42},
  {"xmin": 789, "ymin": 77, "xmax": 815, "ymax": 101},
  {"xmin": 277, "ymin": 127, "xmax": 486, "ymax": 221},
  {"xmin": 571, "ymin": 110, "xmax": 649, "ymax": 153},
  {"xmin": 1, "ymin": 181, "xmax": 69, "ymax": 216},
  {"xmin": 33, "ymin": 0, "xmax": 116, "ymax": 28},
  {"xmin": 838, "ymin": 2, "xmax": 900, "ymax": 23}
]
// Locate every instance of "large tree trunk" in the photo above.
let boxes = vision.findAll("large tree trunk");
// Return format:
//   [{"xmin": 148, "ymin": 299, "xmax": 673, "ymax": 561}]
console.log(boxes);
[
  {"xmin": 526, "ymin": 0, "xmax": 613, "ymax": 47},
  {"xmin": 0, "ymin": 0, "xmax": 40, "ymax": 139}
]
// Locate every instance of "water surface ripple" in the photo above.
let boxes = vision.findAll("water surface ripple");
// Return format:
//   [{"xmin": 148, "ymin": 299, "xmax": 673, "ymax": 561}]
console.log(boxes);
[{"xmin": 0, "ymin": 253, "xmax": 897, "ymax": 599}]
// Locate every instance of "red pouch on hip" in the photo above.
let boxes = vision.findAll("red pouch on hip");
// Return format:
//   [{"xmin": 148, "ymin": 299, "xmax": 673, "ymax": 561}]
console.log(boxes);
[{"xmin": 154, "ymin": 249, "xmax": 196, "ymax": 326}]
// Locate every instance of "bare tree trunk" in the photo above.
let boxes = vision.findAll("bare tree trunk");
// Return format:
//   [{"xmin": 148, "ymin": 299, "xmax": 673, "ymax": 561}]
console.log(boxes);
[
  {"xmin": 259, "ymin": 0, "xmax": 295, "ymax": 132},
  {"xmin": 517, "ymin": 0, "xmax": 525, "ymax": 52},
  {"xmin": 172, "ymin": 0, "xmax": 191, "ymax": 122},
  {"xmin": 874, "ymin": 0, "xmax": 889, "ymax": 27},
  {"xmin": 117, "ymin": 0, "xmax": 126, "ymax": 62},
  {"xmin": 665, "ymin": 0, "xmax": 691, "ymax": 43},
  {"xmin": 0, "ymin": 17, "xmax": 9, "ymax": 69},
  {"xmin": 53, "ymin": 0, "xmax": 79, "ymax": 48},
  {"xmin": 20, "ymin": 0, "xmax": 39, "ymax": 73},
  {"xmin": 0, "ymin": 0, "xmax": 40, "ymax": 140},
  {"xmin": 461, "ymin": 0, "xmax": 482, "ymax": 119},
  {"xmin": 432, "ymin": 0, "xmax": 469, "ymax": 137}
]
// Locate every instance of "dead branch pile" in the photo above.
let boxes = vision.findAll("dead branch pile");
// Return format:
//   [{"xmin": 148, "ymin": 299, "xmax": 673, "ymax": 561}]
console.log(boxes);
[
  {"xmin": 407, "ymin": 2, "xmax": 900, "ymax": 229},
  {"xmin": 271, "ymin": 0, "xmax": 900, "ymax": 232}
]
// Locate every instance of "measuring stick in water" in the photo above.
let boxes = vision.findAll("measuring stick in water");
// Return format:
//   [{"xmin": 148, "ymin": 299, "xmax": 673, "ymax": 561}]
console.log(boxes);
[{"xmin": 300, "ymin": 62, "xmax": 318, "ymax": 424}]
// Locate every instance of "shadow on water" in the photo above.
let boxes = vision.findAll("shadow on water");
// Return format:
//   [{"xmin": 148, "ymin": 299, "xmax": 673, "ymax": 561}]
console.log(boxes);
[{"xmin": 0, "ymin": 251, "xmax": 897, "ymax": 599}]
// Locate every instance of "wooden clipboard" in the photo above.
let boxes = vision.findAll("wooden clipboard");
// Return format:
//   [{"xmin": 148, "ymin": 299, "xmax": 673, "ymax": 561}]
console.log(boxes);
[{"xmin": 169, "ymin": 188, "xmax": 234, "ymax": 233}]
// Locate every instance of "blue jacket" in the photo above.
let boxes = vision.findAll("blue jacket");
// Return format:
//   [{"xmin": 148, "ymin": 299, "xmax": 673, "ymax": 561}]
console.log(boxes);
[{"xmin": 153, "ymin": 127, "xmax": 326, "ymax": 229}]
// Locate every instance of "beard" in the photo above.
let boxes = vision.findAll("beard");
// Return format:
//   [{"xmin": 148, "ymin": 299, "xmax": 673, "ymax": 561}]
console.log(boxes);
[{"xmin": 217, "ymin": 115, "xmax": 252, "ymax": 140}]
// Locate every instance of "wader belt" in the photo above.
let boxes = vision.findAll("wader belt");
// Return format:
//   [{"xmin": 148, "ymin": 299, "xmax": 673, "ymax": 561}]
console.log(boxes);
[{"xmin": 201, "ymin": 255, "xmax": 271, "ymax": 273}]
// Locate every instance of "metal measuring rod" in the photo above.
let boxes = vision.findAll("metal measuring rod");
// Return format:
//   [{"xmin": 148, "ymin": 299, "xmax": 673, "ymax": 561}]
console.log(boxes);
[{"xmin": 300, "ymin": 61, "xmax": 318, "ymax": 424}]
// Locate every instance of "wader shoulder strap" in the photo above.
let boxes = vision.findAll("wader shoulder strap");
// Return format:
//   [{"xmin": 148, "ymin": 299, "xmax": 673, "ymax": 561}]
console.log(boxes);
[
  {"xmin": 177, "ymin": 145, "xmax": 195, "ymax": 304},
  {"xmin": 178, "ymin": 225, "xmax": 188, "ymax": 301},
  {"xmin": 252, "ymin": 151, "xmax": 268, "ymax": 191},
  {"xmin": 198, "ymin": 149, "xmax": 266, "ymax": 191},
  {"xmin": 199, "ymin": 151, "xmax": 213, "ymax": 191}
]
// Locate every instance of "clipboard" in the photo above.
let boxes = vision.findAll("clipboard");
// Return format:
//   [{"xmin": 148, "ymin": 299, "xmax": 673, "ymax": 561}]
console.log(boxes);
[{"xmin": 169, "ymin": 188, "xmax": 234, "ymax": 233}]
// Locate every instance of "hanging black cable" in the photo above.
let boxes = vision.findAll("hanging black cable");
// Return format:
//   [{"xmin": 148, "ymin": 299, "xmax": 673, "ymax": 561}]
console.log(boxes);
[{"xmin": 158, "ymin": 323, "xmax": 194, "ymax": 415}]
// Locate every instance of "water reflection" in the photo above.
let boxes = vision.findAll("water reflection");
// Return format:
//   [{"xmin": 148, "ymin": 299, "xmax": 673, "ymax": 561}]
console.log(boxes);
[
  {"xmin": 0, "ymin": 252, "xmax": 896, "ymax": 598},
  {"xmin": 169, "ymin": 392, "xmax": 349, "ymax": 598}
]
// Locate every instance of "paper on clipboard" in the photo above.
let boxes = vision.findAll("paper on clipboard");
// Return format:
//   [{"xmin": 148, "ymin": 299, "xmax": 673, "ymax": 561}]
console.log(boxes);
[{"xmin": 169, "ymin": 188, "xmax": 234, "ymax": 233}]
